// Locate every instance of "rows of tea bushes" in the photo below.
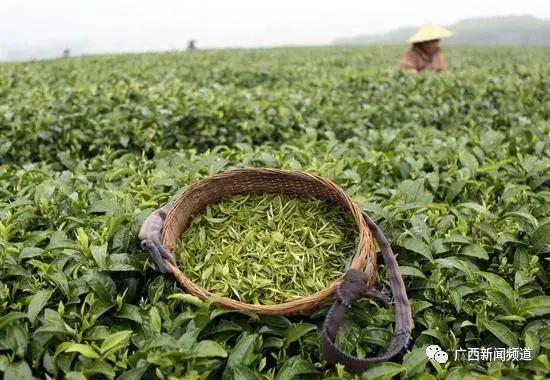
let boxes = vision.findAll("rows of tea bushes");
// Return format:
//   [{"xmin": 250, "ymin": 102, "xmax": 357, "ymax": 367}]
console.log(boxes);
[
  {"xmin": 0, "ymin": 46, "xmax": 549, "ymax": 379},
  {"xmin": 1, "ymin": 46, "xmax": 549, "ymax": 165}
]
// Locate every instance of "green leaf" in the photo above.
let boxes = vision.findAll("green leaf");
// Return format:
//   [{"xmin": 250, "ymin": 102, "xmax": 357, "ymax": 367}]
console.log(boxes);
[
  {"xmin": 186, "ymin": 340, "xmax": 228, "ymax": 358},
  {"xmin": 524, "ymin": 330, "xmax": 540, "ymax": 354},
  {"xmin": 148, "ymin": 276, "xmax": 165, "ymax": 304},
  {"xmin": 410, "ymin": 213, "xmax": 431, "ymax": 241},
  {"xmin": 89, "ymin": 199, "xmax": 125, "ymax": 214},
  {"xmin": 402, "ymin": 347, "xmax": 429, "ymax": 376},
  {"xmin": 409, "ymin": 374, "xmax": 438, "ymax": 380},
  {"xmin": 397, "ymin": 179, "xmax": 433, "ymax": 205},
  {"xmin": 100, "ymin": 330, "xmax": 133, "ymax": 354},
  {"xmin": 263, "ymin": 336, "xmax": 284, "ymax": 349},
  {"xmin": 228, "ymin": 365, "xmax": 263, "ymax": 380},
  {"xmin": 90, "ymin": 243, "xmax": 108, "ymax": 268},
  {"xmin": 226, "ymin": 334, "xmax": 259, "ymax": 369},
  {"xmin": 259, "ymin": 315, "xmax": 291, "ymax": 328},
  {"xmin": 482, "ymin": 320, "xmax": 519, "ymax": 347},
  {"xmin": 210, "ymin": 309, "xmax": 260, "ymax": 321},
  {"xmin": 531, "ymin": 222, "xmax": 550, "ymax": 252},
  {"xmin": 284, "ymin": 323, "xmax": 317, "ymax": 347},
  {"xmin": 399, "ymin": 266, "xmax": 427, "ymax": 278},
  {"xmin": 105, "ymin": 253, "xmax": 142, "ymax": 271},
  {"xmin": 411, "ymin": 300, "xmax": 433, "ymax": 314},
  {"xmin": 82, "ymin": 359, "xmax": 116, "ymax": 379},
  {"xmin": 64, "ymin": 343, "xmax": 101, "ymax": 359},
  {"xmin": 147, "ymin": 350, "xmax": 175, "ymax": 367},
  {"xmin": 479, "ymin": 272, "xmax": 516, "ymax": 307},
  {"xmin": 486, "ymin": 290, "xmax": 516, "ymax": 314},
  {"xmin": 275, "ymin": 355, "xmax": 318, "ymax": 380},
  {"xmin": 503, "ymin": 211, "xmax": 538, "ymax": 229},
  {"xmin": 117, "ymin": 366, "xmax": 149, "ymax": 380},
  {"xmin": 201, "ymin": 320, "xmax": 242, "ymax": 339},
  {"xmin": 3, "ymin": 361, "xmax": 33, "ymax": 380},
  {"xmin": 457, "ymin": 202, "xmax": 491, "ymax": 216},
  {"xmin": 400, "ymin": 237, "xmax": 433, "ymax": 261},
  {"xmin": 35, "ymin": 310, "xmax": 72, "ymax": 336},
  {"xmin": 116, "ymin": 304, "xmax": 142, "ymax": 324},
  {"xmin": 461, "ymin": 244, "xmax": 489, "ymax": 260},
  {"xmin": 27, "ymin": 289, "xmax": 54, "ymax": 324},
  {"xmin": 360, "ymin": 362, "xmax": 406, "ymax": 380},
  {"xmin": 84, "ymin": 271, "xmax": 117, "ymax": 303},
  {"xmin": 85, "ymin": 326, "xmax": 111, "ymax": 341},
  {"xmin": 514, "ymin": 271, "xmax": 533, "ymax": 290},
  {"xmin": 19, "ymin": 247, "xmax": 44, "ymax": 261},
  {"xmin": 519, "ymin": 296, "xmax": 550, "ymax": 317},
  {"xmin": 446, "ymin": 181, "xmax": 467, "ymax": 202},
  {"xmin": 149, "ymin": 306, "xmax": 162, "ymax": 334},
  {"xmin": 459, "ymin": 150, "xmax": 479, "ymax": 172},
  {"xmin": 168, "ymin": 293, "xmax": 206, "ymax": 308},
  {"xmin": 0, "ymin": 312, "xmax": 27, "ymax": 330},
  {"xmin": 443, "ymin": 234, "xmax": 472, "ymax": 245},
  {"xmin": 435, "ymin": 258, "xmax": 475, "ymax": 279},
  {"xmin": 65, "ymin": 372, "xmax": 88, "ymax": 380}
]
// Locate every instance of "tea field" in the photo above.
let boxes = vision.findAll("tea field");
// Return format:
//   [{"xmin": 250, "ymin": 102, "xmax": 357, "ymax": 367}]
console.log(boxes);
[{"xmin": 1, "ymin": 46, "xmax": 550, "ymax": 379}]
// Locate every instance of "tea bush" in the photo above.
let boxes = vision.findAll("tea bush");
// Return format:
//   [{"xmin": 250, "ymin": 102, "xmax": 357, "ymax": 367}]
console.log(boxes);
[{"xmin": 0, "ymin": 46, "xmax": 549, "ymax": 379}]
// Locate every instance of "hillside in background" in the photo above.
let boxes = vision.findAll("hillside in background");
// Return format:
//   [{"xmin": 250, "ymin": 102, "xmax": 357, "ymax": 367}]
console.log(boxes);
[{"xmin": 334, "ymin": 15, "xmax": 550, "ymax": 45}]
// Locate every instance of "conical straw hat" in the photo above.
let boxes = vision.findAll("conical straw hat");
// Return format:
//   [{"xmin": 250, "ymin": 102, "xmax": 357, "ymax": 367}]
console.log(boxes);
[{"xmin": 408, "ymin": 23, "xmax": 453, "ymax": 43}]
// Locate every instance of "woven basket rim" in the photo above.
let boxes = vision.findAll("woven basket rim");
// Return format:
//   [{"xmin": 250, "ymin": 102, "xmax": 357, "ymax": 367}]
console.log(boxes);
[{"xmin": 161, "ymin": 168, "xmax": 377, "ymax": 315}]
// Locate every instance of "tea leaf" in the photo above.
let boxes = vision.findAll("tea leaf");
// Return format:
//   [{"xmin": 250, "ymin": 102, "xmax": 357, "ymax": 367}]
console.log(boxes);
[
  {"xmin": 360, "ymin": 362, "xmax": 406, "ymax": 379},
  {"xmin": 84, "ymin": 272, "xmax": 117, "ymax": 303},
  {"xmin": 519, "ymin": 296, "xmax": 550, "ymax": 317},
  {"xmin": 186, "ymin": 340, "xmax": 228, "ymax": 358},
  {"xmin": 461, "ymin": 244, "xmax": 489, "ymax": 260},
  {"xmin": 402, "ymin": 347, "xmax": 429, "ymax": 376},
  {"xmin": 226, "ymin": 334, "xmax": 259, "ymax": 370},
  {"xmin": 27, "ymin": 289, "xmax": 54, "ymax": 324},
  {"xmin": 3, "ymin": 361, "xmax": 33, "ymax": 380},
  {"xmin": 482, "ymin": 320, "xmax": 519, "ymax": 347},
  {"xmin": 400, "ymin": 237, "xmax": 433, "ymax": 262},
  {"xmin": 531, "ymin": 222, "xmax": 550, "ymax": 252},
  {"xmin": 275, "ymin": 355, "xmax": 318, "ymax": 380},
  {"xmin": 284, "ymin": 323, "xmax": 317, "ymax": 347},
  {"xmin": 117, "ymin": 366, "xmax": 150, "ymax": 380},
  {"xmin": 168, "ymin": 293, "xmax": 206, "ymax": 308},
  {"xmin": 228, "ymin": 365, "xmax": 263, "ymax": 380},
  {"xmin": 64, "ymin": 343, "xmax": 101, "ymax": 359},
  {"xmin": 100, "ymin": 330, "xmax": 133, "ymax": 354},
  {"xmin": 0, "ymin": 312, "xmax": 27, "ymax": 330},
  {"xmin": 91, "ymin": 243, "xmax": 108, "ymax": 268},
  {"xmin": 399, "ymin": 266, "xmax": 427, "ymax": 279}
]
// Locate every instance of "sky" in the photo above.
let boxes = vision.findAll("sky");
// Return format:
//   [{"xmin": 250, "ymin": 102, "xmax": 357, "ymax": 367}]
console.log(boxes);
[{"xmin": 0, "ymin": 0, "xmax": 549, "ymax": 57}]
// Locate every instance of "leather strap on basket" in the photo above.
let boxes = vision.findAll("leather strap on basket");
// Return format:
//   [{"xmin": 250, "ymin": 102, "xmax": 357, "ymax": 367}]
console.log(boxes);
[
  {"xmin": 138, "ymin": 202, "xmax": 176, "ymax": 274},
  {"xmin": 321, "ymin": 212, "xmax": 413, "ymax": 374}
]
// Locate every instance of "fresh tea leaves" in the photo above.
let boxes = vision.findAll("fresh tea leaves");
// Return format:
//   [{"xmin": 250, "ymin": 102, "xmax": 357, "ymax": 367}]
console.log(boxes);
[{"xmin": 176, "ymin": 195, "xmax": 357, "ymax": 304}]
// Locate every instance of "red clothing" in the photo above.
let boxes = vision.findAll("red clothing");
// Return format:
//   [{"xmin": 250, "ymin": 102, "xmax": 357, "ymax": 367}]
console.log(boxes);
[{"xmin": 399, "ymin": 46, "xmax": 446, "ymax": 73}]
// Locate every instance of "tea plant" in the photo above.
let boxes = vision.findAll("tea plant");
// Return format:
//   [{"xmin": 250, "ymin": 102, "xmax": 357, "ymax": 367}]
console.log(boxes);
[{"xmin": 0, "ymin": 45, "xmax": 549, "ymax": 379}]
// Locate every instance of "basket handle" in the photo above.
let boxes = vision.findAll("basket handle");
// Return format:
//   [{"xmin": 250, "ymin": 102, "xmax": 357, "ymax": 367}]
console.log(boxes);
[
  {"xmin": 321, "ymin": 212, "xmax": 413, "ymax": 374},
  {"xmin": 138, "ymin": 202, "xmax": 176, "ymax": 273}
]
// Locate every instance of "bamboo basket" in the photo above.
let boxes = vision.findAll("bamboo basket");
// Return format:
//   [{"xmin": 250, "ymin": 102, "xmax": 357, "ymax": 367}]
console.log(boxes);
[{"xmin": 159, "ymin": 168, "xmax": 378, "ymax": 315}]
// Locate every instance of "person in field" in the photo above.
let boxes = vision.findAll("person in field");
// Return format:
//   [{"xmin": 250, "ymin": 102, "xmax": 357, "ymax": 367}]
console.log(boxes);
[
  {"xmin": 399, "ymin": 23, "xmax": 453, "ymax": 73},
  {"xmin": 187, "ymin": 40, "xmax": 197, "ymax": 51}
]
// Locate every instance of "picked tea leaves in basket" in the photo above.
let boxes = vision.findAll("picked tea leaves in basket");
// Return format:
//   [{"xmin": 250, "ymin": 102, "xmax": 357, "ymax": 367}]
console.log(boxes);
[{"xmin": 175, "ymin": 194, "xmax": 358, "ymax": 305}]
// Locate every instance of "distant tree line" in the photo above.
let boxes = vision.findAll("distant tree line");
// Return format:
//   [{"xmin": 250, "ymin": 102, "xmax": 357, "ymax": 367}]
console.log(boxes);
[{"xmin": 334, "ymin": 15, "xmax": 550, "ymax": 46}]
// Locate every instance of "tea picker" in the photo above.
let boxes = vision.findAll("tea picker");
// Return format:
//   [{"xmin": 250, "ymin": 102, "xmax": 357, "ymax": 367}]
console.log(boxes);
[{"xmin": 139, "ymin": 168, "xmax": 413, "ymax": 374}]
